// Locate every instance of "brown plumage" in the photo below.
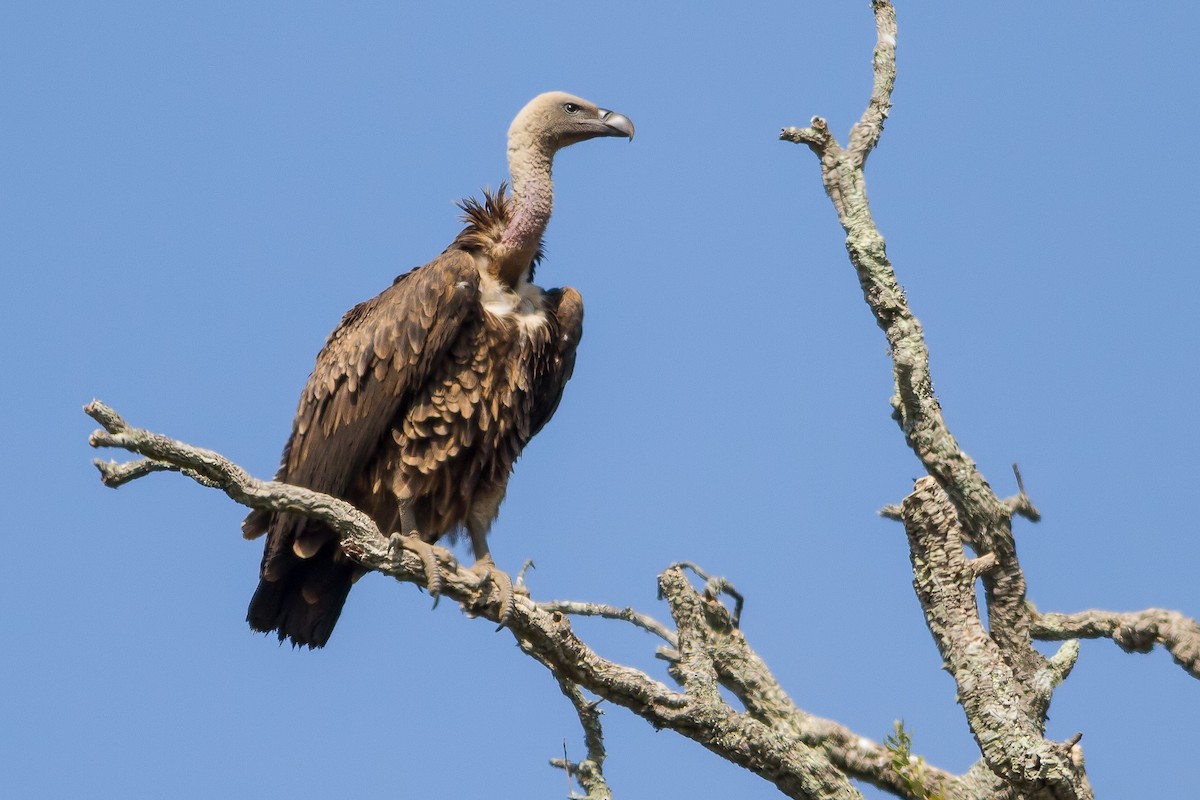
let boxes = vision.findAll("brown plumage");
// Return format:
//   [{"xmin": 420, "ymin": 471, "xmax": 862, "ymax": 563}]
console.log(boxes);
[{"xmin": 243, "ymin": 92, "xmax": 633, "ymax": 647}]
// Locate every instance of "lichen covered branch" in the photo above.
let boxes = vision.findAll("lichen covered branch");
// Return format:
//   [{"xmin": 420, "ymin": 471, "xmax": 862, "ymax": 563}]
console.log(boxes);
[
  {"xmin": 1033, "ymin": 608, "xmax": 1200, "ymax": 680},
  {"xmin": 783, "ymin": 0, "xmax": 1045, "ymax": 693},
  {"xmin": 87, "ymin": 400, "xmax": 385, "ymax": 548},
  {"xmin": 780, "ymin": 2, "xmax": 1012, "ymax": 554},
  {"xmin": 538, "ymin": 600, "xmax": 678, "ymax": 647},
  {"xmin": 93, "ymin": 457, "xmax": 184, "ymax": 488},
  {"xmin": 777, "ymin": 2, "xmax": 1102, "ymax": 793},
  {"xmin": 901, "ymin": 478, "xmax": 1091, "ymax": 799},
  {"xmin": 847, "ymin": 0, "xmax": 897, "ymax": 163},
  {"xmin": 549, "ymin": 678, "xmax": 613, "ymax": 800}
]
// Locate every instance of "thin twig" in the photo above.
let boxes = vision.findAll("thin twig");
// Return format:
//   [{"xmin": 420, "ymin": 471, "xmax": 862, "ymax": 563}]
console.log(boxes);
[
  {"xmin": 548, "ymin": 679, "xmax": 613, "ymax": 800},
  {"xmin": 93, "ymin": 457, "xmax": 180, "ymax": 488},
  {"xmin": 538, "ymin": 600, "xmax": 678, "ymax": 646},
  {"xmin": 1002, "ymin": 463, "xmax": 1042, "ymax": 522}
]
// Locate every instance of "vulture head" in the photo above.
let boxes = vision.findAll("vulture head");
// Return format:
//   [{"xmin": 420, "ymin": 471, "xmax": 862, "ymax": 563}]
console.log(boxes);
[
  {"xmin": 493, "ymin": 91, "xmax": 632, "ymax": 283},
  {"xmin": 509, "ymin": 91, "xmax": 635, "ymax": 155}
]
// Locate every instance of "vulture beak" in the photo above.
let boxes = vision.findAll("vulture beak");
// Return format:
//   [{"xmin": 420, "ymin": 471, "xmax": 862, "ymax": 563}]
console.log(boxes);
[{"xmin": 598, "ymin": 108, "xmax": 635, "ymax": 141}]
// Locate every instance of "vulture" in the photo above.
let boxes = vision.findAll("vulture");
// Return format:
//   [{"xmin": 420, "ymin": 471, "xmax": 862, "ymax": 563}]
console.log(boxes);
[{"xmin": 243, "ymin": 92, "xmax": 634, "ymax": 648}]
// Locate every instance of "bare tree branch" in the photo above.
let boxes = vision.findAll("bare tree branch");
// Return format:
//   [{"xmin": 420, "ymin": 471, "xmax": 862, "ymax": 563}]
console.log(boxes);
[
  {"xmin": 93, "ymin": 457, "xmax": 185, "ymax": 488},
  {"xmin": 537, "ymin": 600, "xmax": 678, "ymax": 647},
  {"xmin": 672, "ymin": 561, "xmax": 745, "ymax": 628},
  {"xmin": 901, "ymin": 478, "xmax": 1091, "ymax": 799},
  {"xmin": 1033, "ymin": 608, "xmax": 1200, "ymax": 680},
  {"xmin": 778, "ymin": 4, "xmax": 1113, "ymax": 796},
  {"xmin": 1002, "ymin": 464, "xmax": 1042, "ymax": 523},
  {"xmin": 548, "ymin": 679, "xmax": 613, "ymax": 800},
  {"xmin": 782, "ymin": 8, "xmax": 1037, "ymax": 697},
  {"xmin": 847, "ymin": 0, "xmax": 898, "ymax": 164},
  {"xmin": 87, "ymin": 400, "xmax": 389, "ymax": 550},
  {"xmin": 689, "ymin": 572, "xmax": 978, "ymax": 800}
]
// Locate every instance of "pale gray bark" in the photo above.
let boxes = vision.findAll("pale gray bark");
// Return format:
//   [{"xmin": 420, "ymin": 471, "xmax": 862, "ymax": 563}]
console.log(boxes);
[{"xmin": 1032, "ymin": 608, "xmax": 1200, "ymax": 679}]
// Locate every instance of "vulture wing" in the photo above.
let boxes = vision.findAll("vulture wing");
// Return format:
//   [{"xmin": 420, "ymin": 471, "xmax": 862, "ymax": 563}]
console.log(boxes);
[
  {"xmin": 243, "ymin": 248, "xmax": 480, "ymax": 645},
  {"xmin": 530, "ymin": 286, "xmax": 584, "ymax": 439}
]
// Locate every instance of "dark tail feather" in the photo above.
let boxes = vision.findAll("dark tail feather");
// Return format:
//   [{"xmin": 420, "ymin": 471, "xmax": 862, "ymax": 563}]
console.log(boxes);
[{"xmin": 247, "ymin": 548, "xmax": 355, "ymax": 649}]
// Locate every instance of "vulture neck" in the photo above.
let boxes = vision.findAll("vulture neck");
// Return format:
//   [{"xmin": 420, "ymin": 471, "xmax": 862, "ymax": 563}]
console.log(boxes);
[{"xmin": 496, "ymin": 139, "xmax": 555, "ymax": 287}]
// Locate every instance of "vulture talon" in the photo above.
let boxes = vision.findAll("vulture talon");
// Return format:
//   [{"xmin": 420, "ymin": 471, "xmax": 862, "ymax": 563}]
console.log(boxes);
[
  {"xmin": 492, "ymin": 569, "xmax": 515, "ymax": 630},
  {"xmin": 465, "ymin": 561, "xmax": 491, "ymax": 588},
  {"xmin": 468, "ymin": 556, "xmax": 515, "ymax": 629},
  {"xmin": 387, "ymin": 533, "xmax": 444, "ymax": 599}
]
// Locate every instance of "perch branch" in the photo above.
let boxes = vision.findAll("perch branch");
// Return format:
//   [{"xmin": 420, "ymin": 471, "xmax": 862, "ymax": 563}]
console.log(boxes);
[{"xmin": 87, "ymin": 400, "xmax": 387, "ymax": 550}]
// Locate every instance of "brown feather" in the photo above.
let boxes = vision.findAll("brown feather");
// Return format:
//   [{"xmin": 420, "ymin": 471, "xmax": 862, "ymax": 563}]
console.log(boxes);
[{"xmin": 453, "ymin": 185, "xmax": 545, "ymax": 281}]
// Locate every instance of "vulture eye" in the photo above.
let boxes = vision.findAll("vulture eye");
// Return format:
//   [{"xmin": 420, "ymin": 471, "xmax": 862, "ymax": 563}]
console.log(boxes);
[{"xmin": 563, "ymin": 102, "xmax": 580, "ymax": 114}]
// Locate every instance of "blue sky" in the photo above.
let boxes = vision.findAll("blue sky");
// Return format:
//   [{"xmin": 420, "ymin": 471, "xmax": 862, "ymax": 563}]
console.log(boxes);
[{"xmin": 3, "ymin": 3, "xmax": 1197, "ymax": 798}]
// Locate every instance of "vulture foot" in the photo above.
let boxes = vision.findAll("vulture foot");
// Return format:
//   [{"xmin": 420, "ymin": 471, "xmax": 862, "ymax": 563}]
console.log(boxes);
[
  {"xmin": 387, "ymin": 532, "xmax": 444, "ymax": 601},
  {"xmin": 467, "ymin": 555, "xmax": 516, "ymax": 629}
]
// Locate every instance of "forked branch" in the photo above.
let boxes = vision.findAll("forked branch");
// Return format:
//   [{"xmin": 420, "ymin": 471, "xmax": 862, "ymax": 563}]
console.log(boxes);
[{"xmin": 780, "ymin": 2, "xmax": 1099, "ymax": 797}]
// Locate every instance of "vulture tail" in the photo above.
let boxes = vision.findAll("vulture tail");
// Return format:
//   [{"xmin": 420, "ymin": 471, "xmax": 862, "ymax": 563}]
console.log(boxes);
[{"xmin": 246, "ymin": 547, "xmax": 355, "ymax": 649}]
